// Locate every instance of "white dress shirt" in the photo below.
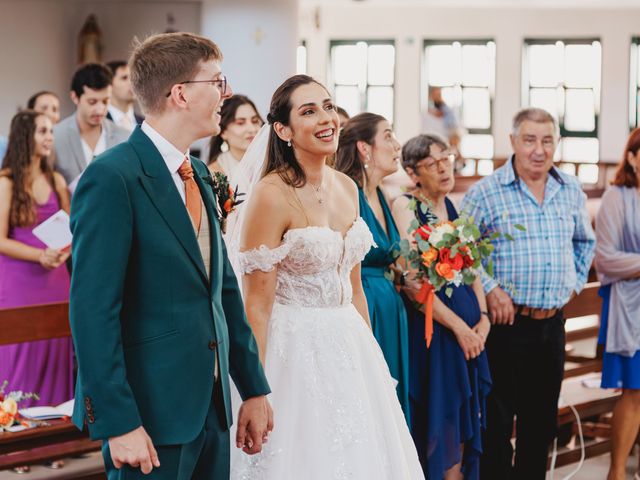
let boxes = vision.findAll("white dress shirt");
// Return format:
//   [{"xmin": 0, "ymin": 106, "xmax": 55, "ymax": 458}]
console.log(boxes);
[
  {"xmin": 140, "ymin": 121, "xmax": 190, "ymax": 204},
  {"xmin": 80, "ymin": 129, "xmax": 107, "ymax": 167},
  {"xmin": 108, "ymin": 105, "xmax": 137, "ymax": 132}
]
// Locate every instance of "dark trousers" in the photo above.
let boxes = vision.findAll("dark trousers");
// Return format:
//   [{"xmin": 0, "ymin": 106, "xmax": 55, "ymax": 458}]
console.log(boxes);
[
  {"xmin": 480, "ymin": 311, "xmax": 565, "ymax": 480},
  {"xmin": 102, "ymin": 380, "xmax": 229, "ymax": 480}
]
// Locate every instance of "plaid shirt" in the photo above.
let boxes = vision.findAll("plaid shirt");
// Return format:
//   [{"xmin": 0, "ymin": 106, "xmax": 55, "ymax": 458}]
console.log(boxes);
[{"xmin": 460, "ymin": 157, "xmax": 596, "ymax": 309}]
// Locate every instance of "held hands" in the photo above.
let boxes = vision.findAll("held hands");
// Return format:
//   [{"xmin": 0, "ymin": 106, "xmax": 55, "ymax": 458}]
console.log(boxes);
[
  {"xmin": 38, "ymin": 248, "xmax": 69, "ymax": 270},
  {"xmin": 108, "ymin": 426, "xmax": 160, "ymax": 474},
  {"xmin": 472, "ymin": 316, "xmax": 491, "ymax": 343},
  {"xmin": 486, "ymin": 287, "xmax": 515, "ymax": 325},
  {"xmin": 453, "ymin": 323, "xmax": 484, "ymax": 361},
  {"xmin": 236, "ymin": 395, "xmax": 274, "ymax": 455}
]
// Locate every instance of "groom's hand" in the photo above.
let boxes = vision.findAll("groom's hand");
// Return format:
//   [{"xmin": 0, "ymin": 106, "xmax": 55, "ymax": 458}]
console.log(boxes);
[
  {"xmin": 236, "ymin": 395, "xmax": 273, "ymax": 455},
  {"xmin": 108, "ymin": 426, "xmax": 160, "ymax": 474}
]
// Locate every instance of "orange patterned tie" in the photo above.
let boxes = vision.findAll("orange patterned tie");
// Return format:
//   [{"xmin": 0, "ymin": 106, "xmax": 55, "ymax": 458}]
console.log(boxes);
[{"xmin": 178, "ymin": 158, "xmax": 202, "ymax": 233}]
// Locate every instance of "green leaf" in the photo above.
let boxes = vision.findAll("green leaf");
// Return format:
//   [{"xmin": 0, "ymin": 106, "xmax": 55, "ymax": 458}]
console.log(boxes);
[
  {"xmin": 514, "ymin": 223, "xmax": 526, "ymax": 232},
  {"xmin": 409, "ymin": 219, "xmax": 420, "ymax": 233},
  {"xmin": 384, "ymin": 270, "xmax": 395, "ymax": 282},
  {"xmin": 445, "ymin": 287, "xmax": 453, "ymax": 298},
  {"xmin": 504, "ymin": 233, "xmax": 515, "ymax": 241},
  {"xmin": 417, "ymin": 239, "xmax": 430, "ymax": 251}
]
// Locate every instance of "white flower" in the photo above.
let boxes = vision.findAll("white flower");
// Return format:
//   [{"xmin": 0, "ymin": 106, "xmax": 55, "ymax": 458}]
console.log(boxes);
[
  {"xmin": 429, "ymin": 223, "xmax": 455, "ymax": 246},
  {"xmin": 456, "ymin": 227, "xmax": 475, "ymax": 244}
]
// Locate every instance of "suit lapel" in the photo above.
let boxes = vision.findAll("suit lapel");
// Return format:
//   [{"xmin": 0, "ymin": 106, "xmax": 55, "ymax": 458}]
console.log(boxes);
[
  {"xmin": 68, "ymin": 118, "xmax": 87, "ymax": 177},
  {"xmin": 129, "ymin": 128, "xmax": 209, "ymax": 286}
]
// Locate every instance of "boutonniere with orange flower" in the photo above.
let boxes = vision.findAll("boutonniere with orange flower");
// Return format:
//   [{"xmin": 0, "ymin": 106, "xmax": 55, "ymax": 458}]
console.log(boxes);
[
  {"xmin": 0, "ymin": 381, "xmax": 39, "ymax": 431},
  {"xmin": 398, "ymin": 200, "xmax": 524, "ymax": 348},
  {"xmin": 203, "ymin": 172, "xmax": 245, "ymax": 234}
]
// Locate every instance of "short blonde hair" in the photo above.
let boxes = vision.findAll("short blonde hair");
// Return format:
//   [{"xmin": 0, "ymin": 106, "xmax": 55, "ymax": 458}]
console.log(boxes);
[{"xmin": 129, "ymin": 32, "xmax": 222, "ymax": 114}]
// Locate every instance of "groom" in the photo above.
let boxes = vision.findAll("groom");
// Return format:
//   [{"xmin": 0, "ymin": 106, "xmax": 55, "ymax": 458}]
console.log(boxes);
[{"xmin": 69, "ymin": 32, "xmax": 272, "ymax": 479}]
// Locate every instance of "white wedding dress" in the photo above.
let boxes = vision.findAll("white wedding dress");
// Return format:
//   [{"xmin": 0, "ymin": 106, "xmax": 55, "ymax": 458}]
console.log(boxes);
[{"xmin": 230, "ymin": 218, "xmax": 424, "ymax": 480}]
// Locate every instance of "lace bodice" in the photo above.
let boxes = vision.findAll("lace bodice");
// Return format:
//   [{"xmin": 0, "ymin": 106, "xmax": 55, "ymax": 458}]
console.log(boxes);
[{"xmin": 238, "ymin": 218, "xmax": 375, "ymax": 308}]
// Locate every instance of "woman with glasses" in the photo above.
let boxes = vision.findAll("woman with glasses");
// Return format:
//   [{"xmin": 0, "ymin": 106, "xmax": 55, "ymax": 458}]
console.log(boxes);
[
  {"xmin": 334, "ymin": 112, "xmax": 411, "ymax": 423},
  {"xmin": 391, "ymin": 134, "xmax": 491, "ymax": 480},
  {"xmin": 207, "ymin": 94, "xmax": 264, "ymax": 178}
]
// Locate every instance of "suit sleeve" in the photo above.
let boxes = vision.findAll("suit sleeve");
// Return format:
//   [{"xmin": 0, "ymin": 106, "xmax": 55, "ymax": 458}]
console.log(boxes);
[
  {"xmin": 220, "ymin": 237, "xmax": 271, "ymax": 400},
  {"xmin": 69, "ymin": 162, "xmax": 142, "ymax": 440}
]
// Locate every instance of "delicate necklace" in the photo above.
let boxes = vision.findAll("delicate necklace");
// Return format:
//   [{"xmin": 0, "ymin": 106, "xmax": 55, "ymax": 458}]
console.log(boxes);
[{"xmin": 308, "ymin": 179, "xmax": 324, "ymax": 204}]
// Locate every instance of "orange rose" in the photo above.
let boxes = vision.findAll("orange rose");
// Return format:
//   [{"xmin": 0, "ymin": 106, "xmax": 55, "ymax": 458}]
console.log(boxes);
[
  {"xmin": 223, "ymin": 198, "xmax": 233, "ymax": 213},
  {"xmin": 421, "ymin": 247, "xmax": 438, "ymax": 266},
  {"xmin": 435, "ymin": 261, "xmax": 455, "ymax": 281}
]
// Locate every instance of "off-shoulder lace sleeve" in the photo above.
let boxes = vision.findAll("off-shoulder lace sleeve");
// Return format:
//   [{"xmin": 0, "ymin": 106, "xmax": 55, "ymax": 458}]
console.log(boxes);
[{"xmin": 238, "ymin": 243, "xmax": 292, "ymax": 274}]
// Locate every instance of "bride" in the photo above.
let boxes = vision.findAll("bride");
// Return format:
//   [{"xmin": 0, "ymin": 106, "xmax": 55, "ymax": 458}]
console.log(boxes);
[{"xmin": 227, "ymin": 75, "xmax": 423, "ymax": 479}]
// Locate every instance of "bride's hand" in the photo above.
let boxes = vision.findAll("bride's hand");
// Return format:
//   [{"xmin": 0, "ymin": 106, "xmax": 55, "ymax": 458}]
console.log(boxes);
[{"xmin": 236, "ymin": 395, "xmax": 274, "ymax": 455}]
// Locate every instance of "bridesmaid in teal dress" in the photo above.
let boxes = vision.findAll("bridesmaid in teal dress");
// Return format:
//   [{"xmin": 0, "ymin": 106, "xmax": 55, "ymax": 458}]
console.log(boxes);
[{"xmin": 335, "ymin": 112, "xmax": 410, "ymax": 422}]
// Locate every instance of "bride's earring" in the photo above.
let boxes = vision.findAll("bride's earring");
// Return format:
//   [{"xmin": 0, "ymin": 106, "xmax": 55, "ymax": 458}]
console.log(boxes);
[
  {"xmin": 287, "ymin": 140, "xmax": 292, "ymax": 147},
  {"xmin": 221, "ymin": 141, "xmax": 229, "ymax": 153}
]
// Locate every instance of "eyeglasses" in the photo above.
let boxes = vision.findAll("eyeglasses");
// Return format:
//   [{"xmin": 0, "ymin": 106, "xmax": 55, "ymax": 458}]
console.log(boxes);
[
  {"xmin": 165, "ymin": 75, "xmax": 227, "ymax": 98},
  {"xmin": 416, "ymin": 153, "xmax": 456, "ymax": 172}
]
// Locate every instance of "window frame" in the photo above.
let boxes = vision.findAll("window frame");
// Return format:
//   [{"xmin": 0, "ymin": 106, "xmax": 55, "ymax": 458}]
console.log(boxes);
[
  {"xmin": 422, "ymin": 38, "xmax": 496, "ymax": 138},
  {"xmin": 328, "ymin": 39, "xmax": 396, "ymax": 122},
  {"xmin": 630, "ymin": 36, "xmax": 640, "ymax": 130},
  {"xmin": 522, "ymin": 38, "xmax": 601, "ymax": 140}
]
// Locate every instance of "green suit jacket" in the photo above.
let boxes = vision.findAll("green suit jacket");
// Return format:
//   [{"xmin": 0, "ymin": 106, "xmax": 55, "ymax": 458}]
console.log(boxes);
[{"xmin": 69, "ymin": 126, "xmax": 270, "ymax": 445}]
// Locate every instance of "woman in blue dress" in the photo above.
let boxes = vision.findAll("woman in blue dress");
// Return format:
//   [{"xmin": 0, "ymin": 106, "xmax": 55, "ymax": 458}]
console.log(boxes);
[
  {"xmin": 392, "ymin": 134, "xmax": 491, "ymax": 480},
  {"xmin": 335, "ymin": 112, "xmax": 411, "ymax": 422},
  {"xmin": 595, "ymin": 128, "xmax": 640, "ymax": 480}
]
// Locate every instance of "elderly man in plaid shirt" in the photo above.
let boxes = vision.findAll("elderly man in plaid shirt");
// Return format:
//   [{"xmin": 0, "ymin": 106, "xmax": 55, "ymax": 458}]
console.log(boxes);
[{"xmin": 461, "ymin": 107, "xmax": 596, "ymax": 480}]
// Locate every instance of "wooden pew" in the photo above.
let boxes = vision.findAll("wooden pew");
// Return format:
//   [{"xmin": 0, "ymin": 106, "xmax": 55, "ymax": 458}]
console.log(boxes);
[{"xmin": 0, "ymin": 302, "xmax": 104, "ymax": 478}]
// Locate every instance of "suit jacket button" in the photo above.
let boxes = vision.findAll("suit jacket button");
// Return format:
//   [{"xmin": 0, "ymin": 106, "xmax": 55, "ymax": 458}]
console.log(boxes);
[{"xmin": 208, "ymin": 340, "xmax": 218, "ymax": 350}]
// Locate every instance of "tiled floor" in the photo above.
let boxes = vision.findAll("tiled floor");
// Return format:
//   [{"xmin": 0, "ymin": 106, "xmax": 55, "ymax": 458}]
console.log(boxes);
[{"xmin": 552, "ymin": 449, "xmax": 638, "ymax": 479}]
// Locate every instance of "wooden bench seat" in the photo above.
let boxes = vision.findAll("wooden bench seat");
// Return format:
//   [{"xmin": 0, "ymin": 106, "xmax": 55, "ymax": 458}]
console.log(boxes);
[{"xmin": 0, "ymin": 302, "xmax": 104, "ymax": 478}]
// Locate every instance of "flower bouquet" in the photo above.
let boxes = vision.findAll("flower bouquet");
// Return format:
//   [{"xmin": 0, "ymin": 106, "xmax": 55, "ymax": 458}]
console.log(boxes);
[
  {"xmin": 398, "ymin": 201, "xmax": 523, "ymax": 347},
  {"xmin": 0, "ymin": 381, "xmax": 39, "ymax": 431}
]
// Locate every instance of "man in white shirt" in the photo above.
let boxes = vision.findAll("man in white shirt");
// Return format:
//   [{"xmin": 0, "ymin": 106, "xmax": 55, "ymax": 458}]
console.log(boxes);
[
  {"xmin": 53, "ymin": 63, "xmax": 129, "ymax": 185},
  {"xmin": 106, "ymin": 60, "xmax": 144, "ymax": 132}
]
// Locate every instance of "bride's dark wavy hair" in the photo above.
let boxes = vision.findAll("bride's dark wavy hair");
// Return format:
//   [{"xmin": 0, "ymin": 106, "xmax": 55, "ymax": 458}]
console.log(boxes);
[{"xmin": 264, "ymin": 74, "xmax": 328, "ymax": 188}]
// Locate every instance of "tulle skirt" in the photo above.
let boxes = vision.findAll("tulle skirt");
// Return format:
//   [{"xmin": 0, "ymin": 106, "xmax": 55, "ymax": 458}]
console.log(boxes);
[{"xmin": 230, "ymin": 302, "xmax": 424, "ymax": 479}]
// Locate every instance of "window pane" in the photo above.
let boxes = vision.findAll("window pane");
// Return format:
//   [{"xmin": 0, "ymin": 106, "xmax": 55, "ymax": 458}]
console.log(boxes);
[
  {"xmin": 427, "ymin": 44, "xmax": 460, "ymax": 86},
  {"xmin": 333, "ymin": 44, "xmax": 366, "ymax": 85},
  {"xmin": 564, "ymin": 89, "xmax": 595, "ymax": 132},
  {"xmin": 528, "ymin": 44, "xmax": 562, "ymax": 87},
  {"xmin": 477, "ymin": 159, "xmax": 494, "ymax": 176},
  {"xmin": 459, "ymin": 158, "xmax": 476, "ymax": 176},
  {"xmin": 565, "ymin": 44, "xmax": 599, "ymax": 88},
  {"xmin": 561, "ymin": 137, "xmax": 599, "ymax": 163},
  {"xmin": 441, "ymin": 86, "xmax": 462, "ymax": 110},
  {"xmin": 368, "ymin": 44, "xmax": 395, "ymax": 85},
  {"xmin": 296, "ymin": 45, "xmax": 307, "ymax": 75},
  {"xmin": 460, "ymin": 134, "xmax": 493, "ymax": 159},
  {"xmin": 367, "ymin": 86, "xmax": 394, "ymax": 123},
  {"xmin": 577, "ymin": 164, "xmax": 599, "ymax": 184},
  {"xmin": 462, "ymin": 88, "xmax": 490, "ymax": 129},
  {"xmin": 462, "ymin": 45, "xmax": 490, "ymax": 87},
  {"xmin": 637, "ymin": 45, "xmax": 640, "ymax": 87},
  {"xmin": 335, "ymin": 86, "xmax": 361, "ymax": 117},
  {"xmin": 559, "ymin": 162, "xmax": 576, "ymax": 176},
  {"xmin": 529, "ymin": 88, "xmax": 562, "ymax": 120}
]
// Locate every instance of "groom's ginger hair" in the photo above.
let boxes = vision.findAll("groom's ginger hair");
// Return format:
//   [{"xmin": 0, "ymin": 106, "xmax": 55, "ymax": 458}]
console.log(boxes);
[{"xmin": 129, "ymin": 32, "xmax": 222, "ymax": 115}]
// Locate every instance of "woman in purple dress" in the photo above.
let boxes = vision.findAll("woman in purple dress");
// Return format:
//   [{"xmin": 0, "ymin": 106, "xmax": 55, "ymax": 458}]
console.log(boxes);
[{"xmin": 0, "ymin": 110, "xmax": 73, "ymax": 409}]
